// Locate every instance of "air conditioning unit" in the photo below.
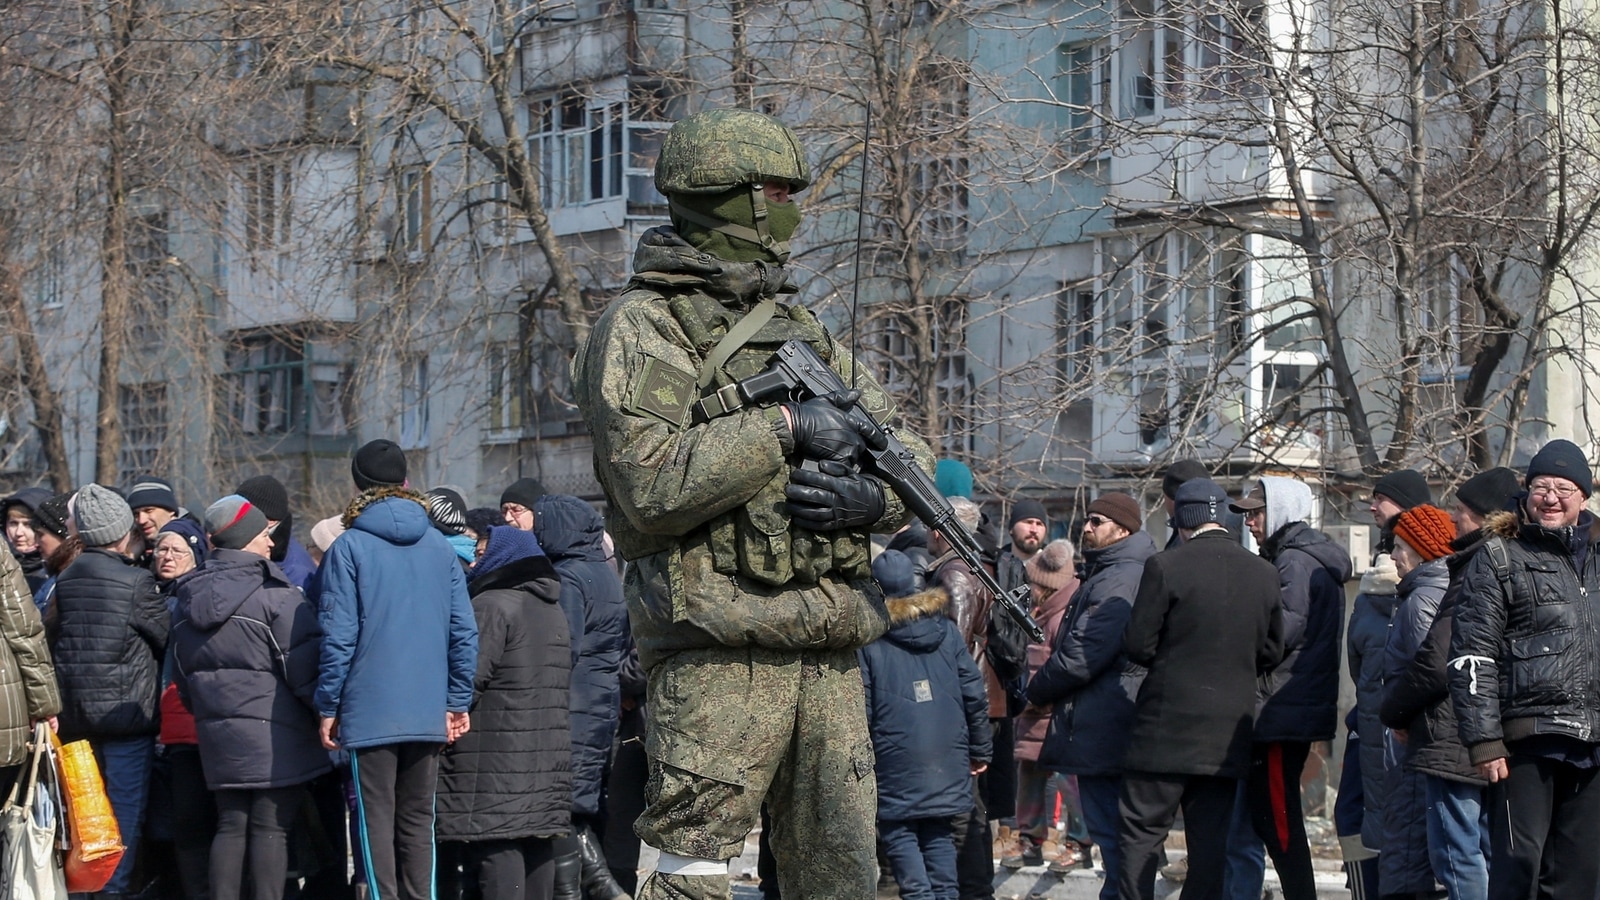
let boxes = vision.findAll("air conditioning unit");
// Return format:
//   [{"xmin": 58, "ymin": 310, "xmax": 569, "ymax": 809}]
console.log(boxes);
[{"xmin": 1322, "ymin": 524, "xmax": 1372, "ymax": 575}]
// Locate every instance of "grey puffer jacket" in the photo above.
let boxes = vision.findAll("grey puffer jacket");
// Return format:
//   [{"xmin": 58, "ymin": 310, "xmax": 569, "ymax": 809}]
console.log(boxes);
[
  {"xmin": 1378, "ymin": 532, "xmax": 1487, "ymax": 783},
  {"xmin": 1347, "ymin": 587, "xmax": 1395, "ymax": 850},
  {"xmin": 171, "ymin": 549, "xmax": 328, "ymax": 791},
  {"xmin": 51, "ymin": 548, "xmax": 167, "ymax": 739},
  {"xmin": 437, "ymin": 544, "xmax": 572, "ymax": 841},
  {"xmin": 1375, "ymin": 558, "xmax": 1449, "ymax": 896},
  {"xmin": 1255, "ymin": 517, "xmax": 1352, "ymax": 743}
]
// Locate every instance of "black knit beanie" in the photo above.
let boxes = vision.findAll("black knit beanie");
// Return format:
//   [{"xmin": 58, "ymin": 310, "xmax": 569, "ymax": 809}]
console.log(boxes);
[
  {"xmin": 1455, "ymin": 467, "xmax": 1522, "ymax": 516},
  {"xmin": 1525, "ymin": 439, "xmax": 1593, "ymax": 497},
  {"xmin": 1372, "ymin": 469, "xmax": 1431, "ymax": 510},
  {"xmin": 1161, "ymin": 459, "xmax": 1209, "ymax": 500},
  {"xmin": 352, "ymin": 440, "xmax": 407, "ymax": 490}
]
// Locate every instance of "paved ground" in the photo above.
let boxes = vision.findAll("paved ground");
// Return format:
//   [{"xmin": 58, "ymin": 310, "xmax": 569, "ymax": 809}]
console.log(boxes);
[{"xmin": 642, "ymin": 835, "xmax": 1354, "ymax": 899}]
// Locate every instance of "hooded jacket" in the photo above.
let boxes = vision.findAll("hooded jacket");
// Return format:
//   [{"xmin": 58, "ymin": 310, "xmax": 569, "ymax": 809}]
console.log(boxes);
[
  {"xmin": 437, "ymin": 529, "xmax": 572, "ymax": 841},
  {"xmin": 1024, "ymin": 529, "xmax": 1158, "ymax": 776},
  {"xmin": 1378, "ymin": 531, "xmax": 1487, "ymax": 784},
  {"xmin": 1348, "ymin": 582, "xmax": 1396, "ymax": 850},
  {"xmin": 533, "ymin": 494, "xmax": 628, "ymax": 818},
  {"xmin": 4, "ymin": 488, "xmax": 51, "ymax": 593},
  {"xmin": 1377, "ymin": 556, "xmax": 1450, "ymax": 896},
  {"xmin": 1450, "ymin": 509, "xmax": 1600, "ymax": 764},
  {"xmin": 1253, "ymin": 477, "xmax": 1352, "ymax": 743},
  {"xmin": 570, "ymin": 227, "xmax": 931, "ymax": 668},
  {"xmin": 859, "ymin": 587, "xmax": 992, "ymax": 821},
  {"xmin": 313, "ymin": 488, "xmax": 479, "ymax": 749},
  {"xmin": 171, "ymin": 549, "xmax": 328, "ymax": 791},
  {"xmin": 50, "ymin": 547, "xmax": 167, "ymax": 739}
]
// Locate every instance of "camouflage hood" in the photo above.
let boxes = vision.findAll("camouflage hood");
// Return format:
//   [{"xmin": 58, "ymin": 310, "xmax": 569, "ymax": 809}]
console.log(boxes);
[{"xmin": 627, "ymin": 226, "xmax": 797, "ymax": 309}]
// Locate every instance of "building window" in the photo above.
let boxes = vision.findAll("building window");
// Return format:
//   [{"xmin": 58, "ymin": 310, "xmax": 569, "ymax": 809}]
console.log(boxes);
[
  {"xmin": 127, "ymin": 212, "xmax": 169, "ymax": 348},
  {"xmin": 486, "ymin": 341, "xmax": 526, "ymax": 432},
  {"xmin": 223, "ymin": 332, "xmax": 348, "ymax": 437},
  {"xmin": 399, "ymin": 165, "xmax": 431, "ymax": 252},
  {"xmin": 400, "ymin": 354, "xmax": 429, "ymax": 448},
  {"xmin": 1056, "ymin": 286, "xmax": 1096, "ymax": 384},
  {"xmin": 34, "ymin": 244, "xmax": 64, "ymax": 310},
  {"xmin": 244, "ymin": 158, "xmax": 292, "ymax": 263},
  {"xmin": 625, "ymin": 81, "xmax": 683, "ymax": 208},
  {"xmin": 1058, "ymin": 41, "xmax": 1110, "ymax": 156},
  {"xmin": 866, "ymin": 298, "xmax": 973, "ymax": 457},
  {"xmin": 118, "ymin": 382, "xmax": 167, "ymax": 484},
  {"xmin": 530, "ymin": 94, "xmax": 624, "ymax": 208},
  {"xmin": 1194, "ymin": 2, "xmax": 1266, "ymax": 101}
]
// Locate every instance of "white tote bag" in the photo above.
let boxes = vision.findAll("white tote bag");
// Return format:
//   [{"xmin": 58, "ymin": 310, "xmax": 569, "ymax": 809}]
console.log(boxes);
[{"xmin": 0, "ymin": 723, "xmax": 66, "ymax": 900}]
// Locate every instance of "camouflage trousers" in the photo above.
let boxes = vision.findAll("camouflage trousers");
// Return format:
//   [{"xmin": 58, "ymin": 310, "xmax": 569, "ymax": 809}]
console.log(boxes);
[{"xmin": 635, "ymin": 645, "xmax": 878, "ymax": 900}]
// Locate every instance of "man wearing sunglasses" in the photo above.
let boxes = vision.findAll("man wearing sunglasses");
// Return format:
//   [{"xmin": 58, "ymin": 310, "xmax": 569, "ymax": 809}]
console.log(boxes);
[
  {"xmin": 1451, "ymin": 439, "xmax": 1600, "ymax": 900},
  {"xmin": 1024, "ymin": 492, "xmax": 1155, "ymax": 900}
]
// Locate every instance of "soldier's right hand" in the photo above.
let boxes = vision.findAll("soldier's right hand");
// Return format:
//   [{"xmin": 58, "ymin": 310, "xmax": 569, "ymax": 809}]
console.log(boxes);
[{"xmin": 782, "ymin": 390, "xmax": 885, "ymax": 463}]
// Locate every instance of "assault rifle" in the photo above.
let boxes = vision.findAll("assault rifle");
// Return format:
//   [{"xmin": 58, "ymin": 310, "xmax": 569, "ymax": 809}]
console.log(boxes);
[{"xmin": 729, "ymin": 339, "xmax": 1045, "ymax": 643}]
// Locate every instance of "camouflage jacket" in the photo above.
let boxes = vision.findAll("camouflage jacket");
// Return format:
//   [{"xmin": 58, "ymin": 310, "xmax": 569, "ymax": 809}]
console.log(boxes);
[{"xmin": 573, "ymin": 227, "xmax": 934, "ymax": 666}]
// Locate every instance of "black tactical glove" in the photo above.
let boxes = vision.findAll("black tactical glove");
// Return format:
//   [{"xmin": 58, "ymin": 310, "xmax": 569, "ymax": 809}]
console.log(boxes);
[
  {"xmin": 783, "ymin": 390, "xmax": 884, "ymax": 464},
  {"xmin": 786, "ymin": 461, "xmax": 888, "ymax": 532}
]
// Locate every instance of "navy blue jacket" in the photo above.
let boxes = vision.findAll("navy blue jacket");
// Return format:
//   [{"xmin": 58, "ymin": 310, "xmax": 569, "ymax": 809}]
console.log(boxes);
[
  {"xmin": 859, "ymin": 587, "xmax": 991, "ymax": 821},
  {"xmin": 313, "ymin": 489, "xmax": 478, "ymax": 749},
  {"xmin": 534, "ymin": 494, "xmax": 627, "ymax": 818},
  {"xmin": 1255, "ymin": 521, "xmax": 1352, "ymax": 742},
  {"xmin": 1025, "ymin": 530, "xmax": 1157, "ymax": 776},
  {"xmin": 171, "ymin": 549, "xmax": 328, "ymax": 791}
]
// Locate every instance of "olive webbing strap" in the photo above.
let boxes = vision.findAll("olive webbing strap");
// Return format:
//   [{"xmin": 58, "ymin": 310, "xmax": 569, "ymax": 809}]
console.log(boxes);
[{"xmin": 697, "ymin": 296, "xmax": 776, "ymax": 389}]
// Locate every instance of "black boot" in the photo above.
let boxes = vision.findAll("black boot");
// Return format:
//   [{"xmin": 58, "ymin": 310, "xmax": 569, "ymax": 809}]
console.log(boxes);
[
  {"xmin": 552, "ymin": 834, "xmax": 583, "ymax": 900},
  {"xmin": 578, "ymin": 825, "xmax": 632, "ymax": 900}
]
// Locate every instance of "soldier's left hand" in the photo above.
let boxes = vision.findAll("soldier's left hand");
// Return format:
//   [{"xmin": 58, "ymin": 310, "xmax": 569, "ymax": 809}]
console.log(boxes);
[{"xmin": 786, "ymin": 461, "xmax": 886, "ymax": 531}]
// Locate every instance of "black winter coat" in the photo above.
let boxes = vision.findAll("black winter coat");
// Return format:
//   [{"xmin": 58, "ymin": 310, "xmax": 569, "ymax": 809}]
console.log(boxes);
[
  {"xmin": 1378, "ymin": 533, "xmax": 1486, "ymax": 784},
  {"xmin": 1025, "ymin": 530, "xmax": 1157, "ymax": 776},
  {"xmin": 1450, "ymin": 510, "xmax": 1600, "ymax": 765},
  {"xmin": 51, "ymin": 548, "xmax": 167, "ymax": 739},
  {"xmin": 1255, "ymin": 522, "xmax": 1352, "ymax": 742},
  {"xmin": 859, "ymin": 587, "xmax": 992, "ymax": 821},
  {"xmin": 170, "ymin": 549, "xmax": 328, "ymax": 791},
  {"xmin": 534, "ymin": 494, "xmax": 627, "ymax": 818},
  {"xmin": 437, "ymin": 555, "xmax": 572, "ymax": 841},
  {"xmin": 1122, "ymin": 529, "xmax": 1285, "ymax": 778}
]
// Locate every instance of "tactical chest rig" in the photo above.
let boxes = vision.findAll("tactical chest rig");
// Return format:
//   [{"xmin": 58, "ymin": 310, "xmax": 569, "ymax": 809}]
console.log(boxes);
[{"xmin": 634, "ymin": 280, "xmax": 874, "ymax": 588}]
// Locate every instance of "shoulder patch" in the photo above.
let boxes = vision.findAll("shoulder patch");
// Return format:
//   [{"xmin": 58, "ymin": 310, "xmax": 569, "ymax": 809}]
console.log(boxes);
[{"xmin": 631, "ymin": 357, "xmax": 696, "ymax": 429}]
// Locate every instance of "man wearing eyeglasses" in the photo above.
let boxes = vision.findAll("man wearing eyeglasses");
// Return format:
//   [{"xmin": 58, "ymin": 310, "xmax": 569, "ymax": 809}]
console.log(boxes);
[
  {"xmin": 1024, "ymin": 492, "xmax": 1155, "ymax": 900},
  {"xmin": 1450, "ymin": 439, "xmax": 1600, "ymax": 900}
]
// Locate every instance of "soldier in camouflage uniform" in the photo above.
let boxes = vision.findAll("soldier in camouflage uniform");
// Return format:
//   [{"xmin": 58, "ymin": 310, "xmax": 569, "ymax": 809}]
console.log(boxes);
[{"xmin": 571, "ymin": 108, "xmax": 936, "ymax": 900}]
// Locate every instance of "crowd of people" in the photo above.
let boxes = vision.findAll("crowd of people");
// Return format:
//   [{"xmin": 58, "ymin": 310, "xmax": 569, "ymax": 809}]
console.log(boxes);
[
  {"xmin": 0, "ymin": 442, "xmax": 638, "ymax": 900},
  {"xmin": 4, "ymin": 101, "xmax": 1598, "ymax": 900}
]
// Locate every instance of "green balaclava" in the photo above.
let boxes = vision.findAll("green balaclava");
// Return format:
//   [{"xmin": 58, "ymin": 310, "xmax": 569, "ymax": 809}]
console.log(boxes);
[{"xmin": 670, "ymin": 184, "xmax": 801, "ymax": 265}]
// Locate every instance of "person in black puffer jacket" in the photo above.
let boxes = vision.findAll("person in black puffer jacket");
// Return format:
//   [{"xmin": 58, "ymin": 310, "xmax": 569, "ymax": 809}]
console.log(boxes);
[
  {"xmin": 50, "ymin": 483, "xmax": 169, "ymax": 897},
  {"xmin": 1379, "ymin": 468, "xmax": 1518, "ymax": 900},
  {"xmin": 1226, "ymin": 476, "xmax": 1352, "ymax": 900},
  {"xmin": 1449, "ymin": 441, "xmax": 1600, "ymax": 900},
  {"xmin": 532, "ymin": 494, "xmax": 630, "ymax": 900},
  {"xmin": 171, "ymin": 495, "xmax": 328, "ymax": 900},
  {"xmin": 437, "ymin": 525, "xmax": 572, "ymax": 900}
]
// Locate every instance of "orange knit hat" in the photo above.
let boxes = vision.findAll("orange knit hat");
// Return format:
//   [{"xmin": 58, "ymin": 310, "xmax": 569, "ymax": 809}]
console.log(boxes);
[{"xmin": 1394, "ymin": 504, "xmax": 1456, "ymax": 562}]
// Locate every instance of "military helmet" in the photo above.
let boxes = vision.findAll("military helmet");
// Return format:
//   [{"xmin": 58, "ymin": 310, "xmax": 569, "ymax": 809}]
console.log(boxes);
[{"xmin": 655, "ymin": 108, "xmax": 811, "ymax": 196}]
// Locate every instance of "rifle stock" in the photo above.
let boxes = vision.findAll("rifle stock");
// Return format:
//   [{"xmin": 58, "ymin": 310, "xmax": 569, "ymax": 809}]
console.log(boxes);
[{"xmin": 737, "ymin": 340, "xmax": 1045, "ymax": 643}]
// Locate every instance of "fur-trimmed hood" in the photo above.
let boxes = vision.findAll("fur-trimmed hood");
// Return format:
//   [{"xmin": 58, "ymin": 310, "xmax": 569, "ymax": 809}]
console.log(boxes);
[
  {"xmin": 882, "ymin": 587, "xmax": 952, "ymax": 653},
  {"xmin": 1482, "ymin": 508, "xmax": 1520, "ymax": 539},
  {"xmin": 342, "ymin": 486, "xmax": 431, "ymax": 545}
]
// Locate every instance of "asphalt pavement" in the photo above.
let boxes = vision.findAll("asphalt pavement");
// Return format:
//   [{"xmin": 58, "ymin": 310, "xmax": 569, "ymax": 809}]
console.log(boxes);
[{"xmin": 642, "ymin": 834, "xmax": 1355, "ymax": 899}]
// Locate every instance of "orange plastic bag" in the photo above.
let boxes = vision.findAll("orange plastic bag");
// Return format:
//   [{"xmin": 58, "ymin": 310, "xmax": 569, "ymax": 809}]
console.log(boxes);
[{"xmin": 48, "ymin": 732, "xmax": 124, "ymax": 893}]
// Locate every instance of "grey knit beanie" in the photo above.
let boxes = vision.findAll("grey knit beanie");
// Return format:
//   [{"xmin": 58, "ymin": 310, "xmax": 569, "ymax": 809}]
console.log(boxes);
[{"xmin": 73, "ymin": 483, "xmax": 134, "ymax": 547}]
